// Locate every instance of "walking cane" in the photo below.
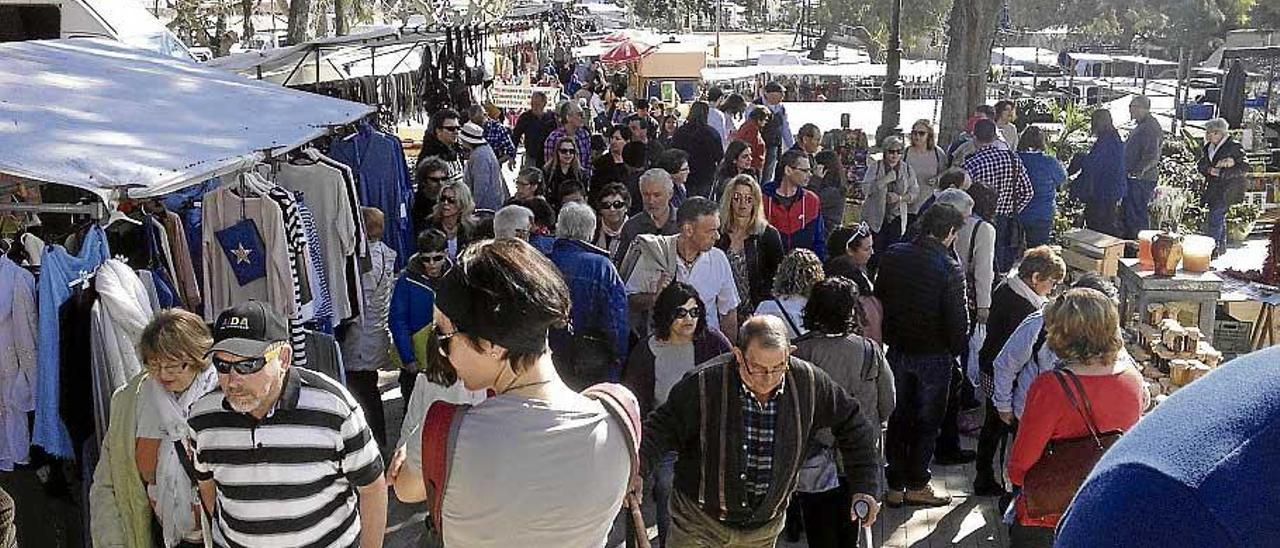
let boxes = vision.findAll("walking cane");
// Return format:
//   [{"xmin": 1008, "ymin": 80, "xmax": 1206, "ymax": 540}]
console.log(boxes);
[{"xmin": 854, "ymin": 498, "xmax": 874, "ymax": 548}]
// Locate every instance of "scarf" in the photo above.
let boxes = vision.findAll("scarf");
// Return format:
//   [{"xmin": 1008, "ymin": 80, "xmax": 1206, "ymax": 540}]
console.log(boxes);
[
  {"xmin": 145, "ymin": 367, "xmax": 219, "ymax": 547},
  {"xmin": 1006, "ymin": 272, "xmax": 1048, "ymax": 309}
]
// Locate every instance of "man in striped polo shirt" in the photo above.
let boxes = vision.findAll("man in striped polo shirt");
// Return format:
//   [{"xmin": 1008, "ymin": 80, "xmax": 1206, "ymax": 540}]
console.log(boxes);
[{"xmin": 188, "ymin": 301, "xmax": 386, "ymax": 548}]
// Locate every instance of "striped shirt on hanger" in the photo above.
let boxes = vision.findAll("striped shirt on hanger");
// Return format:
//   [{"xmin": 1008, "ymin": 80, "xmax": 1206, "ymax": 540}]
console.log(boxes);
[{"xmin": 187, "ymin": 367, "xmax": 384, "ymax": 548}]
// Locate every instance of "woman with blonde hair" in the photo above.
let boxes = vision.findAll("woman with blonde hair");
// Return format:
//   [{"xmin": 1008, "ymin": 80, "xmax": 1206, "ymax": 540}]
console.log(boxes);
[
  {"xmin": 425, "ymin": 180, "xmax": 477, "ymax": 258},
  {"xmin": 91, "ymin": 309, "xmax": 220, "ymax": 548},
  {"xmin": 715, "ymin": 174, "xmax": 784, "ymax": 317},
  {"xmin": 1006, "ymin": 288, "xmax": 1146, "ymax": 546},
  {"xmin": 905, "ymin": 119, "xmax": 948, "ymax": 221},
  {"xmin": 754, "ymin": 248, "xmax": 825, "ymax": 339}
]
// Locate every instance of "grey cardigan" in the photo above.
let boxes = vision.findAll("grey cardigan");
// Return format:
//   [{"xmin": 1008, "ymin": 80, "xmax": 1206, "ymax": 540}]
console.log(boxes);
[
  {"xmin": 464, "ymin": 144, "xmax": 509, "ymax": 211},
  {"xmin": 1124, "ymin": 114, "xmax": 1163, "ymax": 182},
  {"xmin": 860, "ymin": 159, "xmax": 919, "ymax": 233}
]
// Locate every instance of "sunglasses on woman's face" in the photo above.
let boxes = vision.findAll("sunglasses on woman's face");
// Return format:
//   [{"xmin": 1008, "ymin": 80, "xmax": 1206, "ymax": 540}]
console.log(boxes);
[
  {"xmin": 673, "ymin": 306, "xmax": 702, "ymax": 320},
  {"xmin": 559, "ymin": 148, "xmax": 577, "ymax": 155},
  {"xmin": 599, "ymin": 200, "xmax": 627, "ymax": 210},
  {"xmin": 912, "ymin": 130, "xmax": 928, "ymax": 136},
  {"xmin": 440, "ymin": 196, "xmax": 458, "ymax": 205}
]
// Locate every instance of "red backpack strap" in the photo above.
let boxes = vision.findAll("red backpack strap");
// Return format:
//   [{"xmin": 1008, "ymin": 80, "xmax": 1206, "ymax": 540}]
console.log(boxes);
[{"xmin": 421, "ymin": 401, "xmax": 469, "ymax": 535}]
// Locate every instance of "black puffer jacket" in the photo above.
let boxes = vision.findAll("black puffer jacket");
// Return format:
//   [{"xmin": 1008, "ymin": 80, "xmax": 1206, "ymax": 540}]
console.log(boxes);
[
  {"xmin": 670, "ymin": 122, "xmax": 725, "ymax": 198},
  {"xmin": 874, "ymin": 236, "xmax": 969, "ymax": 357}
]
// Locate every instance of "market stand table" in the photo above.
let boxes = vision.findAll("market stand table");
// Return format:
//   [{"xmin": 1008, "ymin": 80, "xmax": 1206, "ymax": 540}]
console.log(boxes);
[{"xmin": 1119, "ymin": 258, "xmax": 1223, "ymax": 343}]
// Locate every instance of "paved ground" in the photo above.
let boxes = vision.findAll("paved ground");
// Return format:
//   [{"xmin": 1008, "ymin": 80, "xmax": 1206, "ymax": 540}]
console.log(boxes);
[{"xmin": 2, "ymin": 372, "xmax": 1008, "ymax": 548}]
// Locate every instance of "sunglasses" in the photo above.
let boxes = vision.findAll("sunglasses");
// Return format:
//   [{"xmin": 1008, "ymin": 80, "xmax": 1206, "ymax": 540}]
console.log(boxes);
[
  {"xmin": 559, "ymin": 148, "xmax": 577, "ymax": 155},
  {"xmin": 436, "ymin": 329, "xmax": 458, "ymax": 357},
  {"xmin": 673, "ymin": 306, "xmax": 702, "ymax": 319},
  {"xmin": 600, "ymin": 200, "xmax": 628, "ymax": 210},
  {"xmin": 912, "ymin": 130, "xmax": 928, "ymax": 136},
  {"xmin": 440, "ymin": 197, "xmax": 458, "ymax": 205},
  {"xmin": 441, "ymin": 125, "xmax": 462, "ymax": 132},
  {"xmin": 732, "ymin": 194, "xmax": 755, "ymax": 204},
  {"xmin": 423, "ymin": 254, "xmax": 448, "ymax": 263},
  {"xmin": 211, "ymin": 354, "xmax": 269, "ymax": 375}
]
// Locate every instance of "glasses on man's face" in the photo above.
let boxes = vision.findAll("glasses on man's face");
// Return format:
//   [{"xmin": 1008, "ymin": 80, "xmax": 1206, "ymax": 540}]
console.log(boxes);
[
  {"xmin": 423, "ymin": 254, "xmax": 448, "ymax": 264},
  {"xmin": 742, "ymin": 356, "xmax": 789, "ymax": 377},
  {"xmin": 146, "ymin": 360, "xmax": 192, "ymax": 376},
  {"xmin": 441, "ymin": 125, "xmax": 461, "ymax": 133},
  {"xmin": 211, "ymin": 354, "xmax": 268, "ymax": 376},
  {"xmin": 600, "ymin": 200, "xmax": 628, "ymax": 210},
  {"xmin": 673, "ymin": 306, "xmax": 703, "ymax": 320},
  {"xmin": 559, "ymin": 148, "xmax": 577, "ymax": 155}
]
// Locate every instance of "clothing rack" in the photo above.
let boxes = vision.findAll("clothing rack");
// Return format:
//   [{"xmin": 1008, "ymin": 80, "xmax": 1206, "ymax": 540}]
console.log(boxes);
[{"xmin": 0, "ymin": 201, "xmax": 106, "ymax": 219}]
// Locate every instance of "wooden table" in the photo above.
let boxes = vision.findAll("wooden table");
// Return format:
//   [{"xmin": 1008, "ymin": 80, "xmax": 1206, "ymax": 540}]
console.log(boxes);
[{"xmin": 1118, "ymin": 258, "xmax": 1224, "ymax": 343}]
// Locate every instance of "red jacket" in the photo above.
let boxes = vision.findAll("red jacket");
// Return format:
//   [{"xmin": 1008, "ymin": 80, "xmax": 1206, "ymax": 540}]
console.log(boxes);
[
  {"xmin": 733, "ymin": 120, "xmax": 766, "ymax": 172},
  {"xmin": 1008, "ymin": 368, "xmax": 1145, "ymax": 527}
]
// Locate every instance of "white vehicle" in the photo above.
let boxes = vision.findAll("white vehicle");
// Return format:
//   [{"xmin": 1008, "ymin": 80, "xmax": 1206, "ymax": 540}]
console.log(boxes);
[{"xmin": 0, "ymin": 0, "xmax": 192, "ymax": 59}]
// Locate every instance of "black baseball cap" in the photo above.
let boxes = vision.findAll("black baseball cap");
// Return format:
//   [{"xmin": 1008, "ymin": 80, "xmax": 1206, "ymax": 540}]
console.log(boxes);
[
  {"xmin": 207, "ymin": 301, "xmax": 289, "ymax": 358},
  {"xmin": 764, "ymin": 81, "xmax": 785, "ymax": 94}
]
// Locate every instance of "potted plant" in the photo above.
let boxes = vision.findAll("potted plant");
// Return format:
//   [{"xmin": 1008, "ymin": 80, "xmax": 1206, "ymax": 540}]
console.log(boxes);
[{"xmin": 1226, "ymin": 202, "xmax": 1261, "ymax": 243}]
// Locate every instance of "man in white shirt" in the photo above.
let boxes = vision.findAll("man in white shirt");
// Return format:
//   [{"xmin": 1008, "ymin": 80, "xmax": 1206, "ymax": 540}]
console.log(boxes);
[
  {"xmin": 706, "ymin": 87, "xmax": 731, "ymax": 149},
  {"xmin": 625, "ymin": 197, "xmax": 740, "ymax": 342}
]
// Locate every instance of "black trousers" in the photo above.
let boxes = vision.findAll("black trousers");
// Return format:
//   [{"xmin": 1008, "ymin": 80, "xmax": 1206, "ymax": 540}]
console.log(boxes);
[
  {"xmin": 346, "ymin": 370, "xmax": 387, "ymax": 450},
  {"xmin": 935, "ymin": 365, "xmax": 966, "ymax": 456},
  {"xmin": 798, "ymin": 477, "xmax": 860, "ymax": 548},
  {"xmin": 976, "ymin": 399, "xmax": 1017, "ymax": 484}
]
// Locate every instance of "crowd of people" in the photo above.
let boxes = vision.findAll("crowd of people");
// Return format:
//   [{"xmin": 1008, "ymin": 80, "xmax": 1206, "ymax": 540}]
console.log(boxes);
[{"xmin": 11, "ymin": 79, "xmax": 1261, "ymax": 548}]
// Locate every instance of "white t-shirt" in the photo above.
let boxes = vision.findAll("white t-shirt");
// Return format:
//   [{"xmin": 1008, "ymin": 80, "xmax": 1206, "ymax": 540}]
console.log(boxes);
[
  {"xmin": 754, "ymin": 295, "xmax": 809, "ymax": 339},
  {"xmin": 406, "ymin": 392, "xmax": 630, "ymax": 548},
  {"xmin": 626, "ymin": 247, "xmax": 741, "ymax": 331},
  {"xmin": 400, "ymin": 377, "xmax": 489, "ymax": 466}
]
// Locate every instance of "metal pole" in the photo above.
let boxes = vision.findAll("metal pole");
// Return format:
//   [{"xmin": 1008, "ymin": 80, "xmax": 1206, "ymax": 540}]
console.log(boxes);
[
  {"xmin": 715, "ymin": 0, "xmax": 721, "ymax": 66},
  {"xmin": 876, "ymin": 0, "xmax": 903, "ymax": 144}
]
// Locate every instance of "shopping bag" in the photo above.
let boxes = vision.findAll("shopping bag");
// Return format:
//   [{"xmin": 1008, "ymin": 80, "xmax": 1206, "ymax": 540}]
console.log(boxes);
[{"xmin": 966, "ymin": 323, "xmax": 987, "ymax": 388}]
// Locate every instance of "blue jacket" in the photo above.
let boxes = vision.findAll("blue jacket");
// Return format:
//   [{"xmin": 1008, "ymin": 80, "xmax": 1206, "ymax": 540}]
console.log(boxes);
[
  {"xmin": 1017, "ymin": 151, "xmax": 1066, "ymax": 222},
  {"xmin": 548, "ymin": 238, "xmax": 629, "ymax": 370},
  {"xmin": 388, "ymin": 267, "xmax": 436, "ymax": 365},
  {"xmin": 1068, "ymin": 131, "xmax": 1127, "ymax": 206},
  {"xmin": 1056, "ymin": 346, "xmax": 1280, "ymax": 546},
  {"xmin": 762, "ymin": 181, "xmax": 827, "ymax": 261},
  {"xmin": 329, "ymin": 122, "xmax": 415, "ymax": 268}
]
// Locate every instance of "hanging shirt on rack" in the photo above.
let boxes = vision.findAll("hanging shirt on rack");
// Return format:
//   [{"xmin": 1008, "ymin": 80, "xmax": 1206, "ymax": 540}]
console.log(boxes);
[
  {"xmin": 327, "ymin": 123, "xmax": 415, "ymax": 269},
  {"xmin": 162, "ymin": 210, "xmax": 202, "ymax": 312},
  {"xmin": 34, "ymin": 224, "xmax": 109, "ymax": 459},
  {"xmin": 276, "ymin": 162, "xmax": 360, "ymax": 323},
  {"xmin": 201, "ymin": 182, "xmax": 294, "ymax": 323},
  {"xmin": 261, "ymin": 185, "xmax": 313, "ymax": 369},
  {"xmin": 90, "ymin": 260, "xmax": 154, "ymax": 443},
  {"xmin": 296, "ymin": 201, "xmax": 334, "ymax": 333},
  {"xmin": 311, "ymin": 153, "xmax": 370, "ymax": 273},
  {"xmin": 0, "ymin": 256, "xmax": 37, "ymax": 471}
]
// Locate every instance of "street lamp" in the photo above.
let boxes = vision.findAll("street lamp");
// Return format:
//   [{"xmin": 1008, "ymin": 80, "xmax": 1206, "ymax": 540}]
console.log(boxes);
[{"xmin": 876, "ymin": 0, "xmax": 903, "ymax": 145}]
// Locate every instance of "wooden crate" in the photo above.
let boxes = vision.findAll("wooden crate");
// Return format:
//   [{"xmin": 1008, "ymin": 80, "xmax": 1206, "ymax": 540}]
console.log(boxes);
[{"xmin": 1061, "ymin": 228, "xmax": 1126, "ymax": 277}]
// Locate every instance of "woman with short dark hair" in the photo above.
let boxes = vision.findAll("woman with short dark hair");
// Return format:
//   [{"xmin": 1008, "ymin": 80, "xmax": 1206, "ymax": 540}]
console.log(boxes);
[
  {"xmin": 793, "ymin": 277, "xmax": 895, "ymax": 548},
  {"xmin": 392, "ymin": 239, "xmax": 634, "ymax": 546},
  {"xmin": 622, "ymin": 281, "xmax": 730, "ymax": 546},
  {"xmin": 824, "ymin": 223, "xmax": 882, "ymax": 343},
  {"xmin": 590, "ymin": 124, "xmax": 632, "ymax": 193},
  {"xmin": 591, "ymin": 182, "xmax": 631, "ymax": 256},
  {"xmin": 1017, "ymin": 127, "xmax": 1067, "ymax": 246}
]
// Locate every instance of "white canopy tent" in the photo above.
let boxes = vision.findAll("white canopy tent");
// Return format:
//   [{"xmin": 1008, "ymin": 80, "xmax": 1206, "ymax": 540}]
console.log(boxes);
[{"xmin": 0, "ymin": 39, "xmax": 373, "ymax": 199}]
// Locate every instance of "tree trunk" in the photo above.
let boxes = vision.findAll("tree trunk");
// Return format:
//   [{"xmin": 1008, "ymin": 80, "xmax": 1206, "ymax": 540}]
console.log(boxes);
[
  {"xmin": 287, "ymin": 0, "xmax": 310, "ymax": 45},
  {"xmin": 240, "ymin": 0, "xmax": 254, "ymax": 43},
  {"xmin": 334, "ymin": 0, "xmax": 349, "ymax": 35},
  {"xmin": 938, "ymin": 0, "xmax": 1002, "ymax": 147}
]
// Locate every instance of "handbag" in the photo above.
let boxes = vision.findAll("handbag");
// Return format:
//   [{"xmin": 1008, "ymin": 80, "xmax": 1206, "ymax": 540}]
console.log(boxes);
[{"xmin": 1021, "ymin": 370, "xmax": 1123, "ymax": 519}]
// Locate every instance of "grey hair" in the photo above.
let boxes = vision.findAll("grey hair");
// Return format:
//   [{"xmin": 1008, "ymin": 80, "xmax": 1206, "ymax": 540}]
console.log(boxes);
[
  {"xmin": 493, "ymin": 205, "xmax": 534, "ymax": 239},
  {"xmin": 558, "ymin": 100, "xmax": 582, "ymax": 121},
  {"xmin": 639, "ymin": 168, "xmax": 674, "ymax": 193},
  {"xmin": 738, "ymin": 315, "xmax": 791, "ymax": 351},
  {"xmin": 1205, "ymin": 118, "xmax": 1229, "ymax": 134},
  {"xmin": 936, "ymin": 188, "xmax": 975, "ymax": 217},
  {"xmin": 556, "ymin": 201, "xmax": 597, "ymax": 242},
  {"xmin": 1131, "ymin": 95, "xmax": 1151, "ymax": 109}
]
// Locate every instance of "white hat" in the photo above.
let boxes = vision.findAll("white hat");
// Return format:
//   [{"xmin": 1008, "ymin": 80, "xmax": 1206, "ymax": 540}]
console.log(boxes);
[{"xmin": 459, "ymin": 122, "xmax": 487, "ymax": 147}]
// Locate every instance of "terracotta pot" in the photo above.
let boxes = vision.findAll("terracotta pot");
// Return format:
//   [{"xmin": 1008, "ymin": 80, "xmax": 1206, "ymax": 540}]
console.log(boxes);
[{"xmin": 1152, "ymin": 231, "xmax": 1184, "ymax": 277}]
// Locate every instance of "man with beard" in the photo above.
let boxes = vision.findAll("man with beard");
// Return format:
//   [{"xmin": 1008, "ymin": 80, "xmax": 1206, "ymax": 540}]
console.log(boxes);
[{"xmin": 186, "ymin": 302, "xmax": 387, "ymax": 548}]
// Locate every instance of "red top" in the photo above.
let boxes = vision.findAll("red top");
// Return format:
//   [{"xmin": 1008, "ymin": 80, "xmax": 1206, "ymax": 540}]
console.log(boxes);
[
  {"xmin": 1008, "ymin": 368, "xmax": 1145, "ymax": 527},
  {"xmin": 733, "ymin": 120, "xmax": 766, "ymax": 172}
]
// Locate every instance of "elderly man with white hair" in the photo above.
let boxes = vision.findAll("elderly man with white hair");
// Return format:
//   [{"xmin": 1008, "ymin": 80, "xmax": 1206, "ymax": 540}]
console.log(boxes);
[
  {"xmin": 493, "ymin": 204, "xmax": 535, "ymax": 240},
  {"xmin": 547, "ymin": 202, "xmax": 630, "ymax": 388},
  {"xmin": 1199, "ymin": 117, "xmax": 1250, "ymax": 254},
  {"xmin": 614, "ymin": 168, "xmax": 681, "ymax": 263}
]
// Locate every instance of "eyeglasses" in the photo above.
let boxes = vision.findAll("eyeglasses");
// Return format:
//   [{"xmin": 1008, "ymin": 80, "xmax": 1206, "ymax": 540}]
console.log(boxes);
[
  {"xmin": 732, "ymin": 194, "xmax": 755, "ymax": 204},
  {"xmin": 885, "ymin": 149, "xmax": 903, "ymax": 155},
  {"xmin": 436, "ymin": 329, "xmax": 458, "ymax": 357},
  {"xmin": 911, "ymin": 130, "xmax": 929, "ymax": 136},
  {"xmin": 211, "ymin": 353, "xmax": 271, "ymax": 376},
  {"xmin": 742, "ymin": 356, "xmax": 789, "ymax": 377},
  {"xmin": 441, "ymin": 125, "xmax": 462, "ymax": 133},
  {"xmin": 146, "ymin": 361, "xmax": 192, "ymax": 376},
  {"xmin": 559, "ymin": 148, "xmax": 577, "ymax": 155},
  {"xmin": 673, "ymin": 306, "xmax": 702, "ymax": 319},
  {"xmin": 440, "ymin": 196, "xmax": 459, "ymax": 205},
  {"xmin": 600, "ymin": 200, "xmax": 628, "ymax": 210},
  {"xmin": 423, "ymin": 254, "xmax": 448, "ymax": 263}
]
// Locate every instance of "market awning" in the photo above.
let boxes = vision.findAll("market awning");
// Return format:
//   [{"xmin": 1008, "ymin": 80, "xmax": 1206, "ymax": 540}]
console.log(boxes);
[
  {"xmin": 601, "ymin": 40, "xmax": 655, "ymax": 64},
  {"xmin": 0, "ymin": 39, "xmax": 373, "ymax": 198}
]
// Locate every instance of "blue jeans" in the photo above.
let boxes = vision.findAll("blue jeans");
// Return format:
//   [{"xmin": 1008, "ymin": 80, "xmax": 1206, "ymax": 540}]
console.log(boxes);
[
  {"xmin": 884, "ymin": 350, "xmax": 955, "ymax": 490},
  {"xmin": 1206, "ymin": 196, "xmax": 1229, "ymax": 253},
  {"xmin": 1122, "ymin": 178, "xmax": 1157, "ymax": 239},
  {"xmin": 1021, "ymin": 218, "xmax": 1053, "ymax": 248},
  {"xmin": 763, "ymin": 143, "xmax": 783, "ymax": 185},
  {"xmin": 654, "ymin": 452, "xmax": 677, "ymax": 547}
]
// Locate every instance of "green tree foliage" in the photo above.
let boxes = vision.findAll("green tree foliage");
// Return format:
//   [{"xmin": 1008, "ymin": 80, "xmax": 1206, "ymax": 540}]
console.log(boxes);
[
  {"xmin": 1009, "ymin": 0, "xmax": 1258, "ymax": 51},
  {"xmin": 811, "ymin": 0, "xmax": 950, "ymax": 51}
]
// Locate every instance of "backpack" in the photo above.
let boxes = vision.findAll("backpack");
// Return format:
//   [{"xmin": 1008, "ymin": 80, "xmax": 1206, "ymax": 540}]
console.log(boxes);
[{"xmin": 420, "ymin": 383, "xmax": 649, "ymax": 547}]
